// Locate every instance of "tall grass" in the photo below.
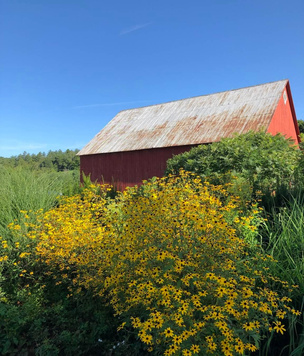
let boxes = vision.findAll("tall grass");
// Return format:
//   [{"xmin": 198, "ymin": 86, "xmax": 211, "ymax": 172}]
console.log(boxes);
[
  {"xmin": 260, "ymin": 193, "xmax": 304, "ymax": 355},
  {"xmin": 263, "ymin": 195, "xmax": 304, "ymax": 292},
  {"xmin": 0, "ymin": 165, "xmax": 80, "ymax": 237}
]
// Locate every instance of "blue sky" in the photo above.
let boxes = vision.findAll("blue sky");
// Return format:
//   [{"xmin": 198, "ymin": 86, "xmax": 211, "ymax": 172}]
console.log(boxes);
[{"xmin": 1, "ymin": 0, "xmax": 303, "ymax": 157}]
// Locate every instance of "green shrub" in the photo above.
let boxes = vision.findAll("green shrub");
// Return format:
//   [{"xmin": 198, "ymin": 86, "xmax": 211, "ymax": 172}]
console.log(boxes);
[{"xmin": 166, "ymin": 131, "xmax": 300, "ymax": 198}]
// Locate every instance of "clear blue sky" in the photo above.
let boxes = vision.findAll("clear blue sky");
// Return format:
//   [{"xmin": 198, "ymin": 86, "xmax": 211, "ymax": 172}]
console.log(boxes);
[{"xmin": 1, "ymin": 0, "xmax": 303, "ymax": 157}]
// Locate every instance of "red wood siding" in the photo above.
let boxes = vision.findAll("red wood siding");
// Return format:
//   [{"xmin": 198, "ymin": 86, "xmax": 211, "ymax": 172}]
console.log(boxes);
[
  {"xmin": 80, "ymin": 145, "xmax": 197, "ymax": 191},
  {"xmin": 267, "ymin": 84, "xmax": 300, "ymax": 144}
]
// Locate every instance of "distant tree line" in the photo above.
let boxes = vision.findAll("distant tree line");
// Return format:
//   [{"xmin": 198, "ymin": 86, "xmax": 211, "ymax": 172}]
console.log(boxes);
[{"xmin": 0, "ymin": 149, "xmax": 80, "ymax": 172}]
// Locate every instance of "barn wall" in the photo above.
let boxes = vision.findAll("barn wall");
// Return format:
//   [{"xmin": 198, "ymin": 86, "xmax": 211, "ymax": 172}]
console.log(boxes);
[
  {"xmin": 80, "ymin": 145, "xmax": 197, "ymax": 191},
  {"xmin": 267, "ymin": 85, "xmax": 300, "ymax": 144}
]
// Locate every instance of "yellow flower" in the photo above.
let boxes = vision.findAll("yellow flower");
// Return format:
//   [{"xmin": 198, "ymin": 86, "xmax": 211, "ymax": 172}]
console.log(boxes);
[
  {"xmin": 117, "ymin": 322, "xmax": 126, "ymax": 331},
  {"xmin": 276, "ymin": 309, "xmax": 286, "ymax": 319},
  {"xmin": 273, "ymin": 321, "xmax": 286, "ymax": 335},
  {"xmin": 246, "ymin": 343, "xmax": 257, "ymax": 352},
  {"xmin": 141, "ymin": 333, "xmax": 153, "ymax": 345},
  {"xmin": 234, "ymin": 339, "xmax": 245, "ymax": 354},
  {"xmin": 207, "ymin": 342, "xmax": 217, "ymax": 352},
  {"xmin": 291, "ymin": 308, "xmax": 301, "ymax": 316},
  {"xmin": 163, "ymin": 328, "xmax": 174, "ymax": 338},
  {"xmin": 242, "ymin": 322, "xmax": 255, "ymax": 331},
  {"xmin": 190, "ymin": 344, "xmax": 200, "ymax": 354}
]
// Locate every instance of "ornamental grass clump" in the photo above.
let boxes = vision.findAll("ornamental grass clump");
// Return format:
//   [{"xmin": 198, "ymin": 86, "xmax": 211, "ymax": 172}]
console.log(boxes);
[{"xmin": 15, "ymin": 171, "xmax": 298, "ymax": 355}]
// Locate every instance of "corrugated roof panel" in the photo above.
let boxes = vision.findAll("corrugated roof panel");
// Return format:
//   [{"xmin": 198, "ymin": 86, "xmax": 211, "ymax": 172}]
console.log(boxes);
[{"xmin": 78, "ymin": 80, "xmax": 287, "ymax": 155}]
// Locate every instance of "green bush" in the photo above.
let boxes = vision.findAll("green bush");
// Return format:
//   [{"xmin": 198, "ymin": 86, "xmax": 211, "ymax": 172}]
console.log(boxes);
[{"xmin": 166, "ymin": 131, "xmax": 300, "ymax": 197}]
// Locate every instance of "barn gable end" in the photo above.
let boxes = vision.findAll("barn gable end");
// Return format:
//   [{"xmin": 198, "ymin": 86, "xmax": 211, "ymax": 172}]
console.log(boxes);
[
  {"xmin": 267, "ymin": 81, "xmax": 300, "ymax": 142},
  {"xmin": 78, "ymin": 80, "xmax": 300, "ymax": 189}
]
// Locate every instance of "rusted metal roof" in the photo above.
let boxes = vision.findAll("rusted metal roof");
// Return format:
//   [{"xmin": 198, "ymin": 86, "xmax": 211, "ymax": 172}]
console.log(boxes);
[{"xmin": 78, "ymin": 80, "xmax": 288, "ymax": 155}]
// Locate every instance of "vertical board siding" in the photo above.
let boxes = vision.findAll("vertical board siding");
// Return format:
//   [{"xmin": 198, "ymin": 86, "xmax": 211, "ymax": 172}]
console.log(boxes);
[{"xmin": 80, "ymin": 145, "xmax": 197, "ymax": 191}]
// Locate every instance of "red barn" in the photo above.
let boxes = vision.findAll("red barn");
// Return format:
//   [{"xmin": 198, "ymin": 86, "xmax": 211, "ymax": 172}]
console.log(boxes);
[{"xmin": 78, "ymin": 79, "xmax": 300, "ymax": 190}]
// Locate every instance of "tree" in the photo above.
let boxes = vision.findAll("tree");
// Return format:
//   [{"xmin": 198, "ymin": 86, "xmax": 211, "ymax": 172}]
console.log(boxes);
[
  {"xmin": 297, "ymin": 120, "xmax": 304, "ymax": 135},
  {"xmin": 166, "ymin": 131, "xmax": 300, "ymax": 195}
]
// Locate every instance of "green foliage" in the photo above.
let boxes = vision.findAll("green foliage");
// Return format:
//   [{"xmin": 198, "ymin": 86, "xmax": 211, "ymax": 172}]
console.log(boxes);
[
  {"xmin": 0, "ymin": 278, "xmax": 121, "ymax": 356},
  {"xmin": 39, "ymin": 149, "xmax": 80, "ymax": 172},
  {"xmin": 0, "ymin": 149, "xmax": 80, "ymax": 172},
  {"xmin": 297, "ymin": 120, "xmax": 304, "ymax": 135},
  {"xmin": 166, "ymin": 131, "xmax": 300, "ymax": 196},
  {"xmin": 258, "ymin": 194, "xmax": 304, "ymax": 356}
]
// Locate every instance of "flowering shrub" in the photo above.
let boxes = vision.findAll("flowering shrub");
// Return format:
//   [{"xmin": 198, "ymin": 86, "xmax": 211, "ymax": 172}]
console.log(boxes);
[
  {"xmin": 11, "ymin": 172, "xmax": 298, "ymax": 355},
  {"xmin": 0, "ymin": 202, "xmax": 122, "ymax": 355}
]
